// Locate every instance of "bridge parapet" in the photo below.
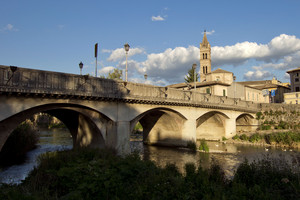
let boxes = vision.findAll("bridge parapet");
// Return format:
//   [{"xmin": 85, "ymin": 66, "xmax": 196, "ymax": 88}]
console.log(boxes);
[{"xmin": 0, "ymin": 65, "xmax": 260, "ymax": 112}]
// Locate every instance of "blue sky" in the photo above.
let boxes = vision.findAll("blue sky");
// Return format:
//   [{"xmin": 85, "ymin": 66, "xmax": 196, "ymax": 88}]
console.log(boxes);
[{"xmin": 1, "ymin": 0, "xmax": 300, "ymax": 85}]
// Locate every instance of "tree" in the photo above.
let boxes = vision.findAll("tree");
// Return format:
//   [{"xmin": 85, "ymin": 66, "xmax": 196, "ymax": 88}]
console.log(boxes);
[
  {"xmin": 107, "ymin": 68, "xmax": 123, "ymax": 80},
  {"xmin": 184, "ymin": 66, "xmax": 199, "ymax": 83}
]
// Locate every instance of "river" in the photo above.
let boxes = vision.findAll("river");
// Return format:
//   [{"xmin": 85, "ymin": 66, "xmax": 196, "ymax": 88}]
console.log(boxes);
[{"xmin": 0, "ymin": 128, "xmax": 299, "ymax": 184}]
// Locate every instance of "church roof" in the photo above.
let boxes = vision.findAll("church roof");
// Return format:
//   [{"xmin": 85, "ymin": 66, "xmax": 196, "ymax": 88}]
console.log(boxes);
[
  {"xmin": 211, "ymin": 68, "xmax": 233, "ymax": 74},
  {"xmin": 201, "ymin": 31, "xmax": 209, "ymax": 47}
]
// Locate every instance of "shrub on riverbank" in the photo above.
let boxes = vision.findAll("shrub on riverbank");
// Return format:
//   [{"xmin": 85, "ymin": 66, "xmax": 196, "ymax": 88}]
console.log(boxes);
[
  {"xmin": 0, "ymin": 148, "xmax": 299, "ymax": 199},
  {"xmin": 0, "ymin": 120, "xmax": 39, "ymax": 167},
  {"xmin": 233, "ymin": 131, "xmax": 300, "ymax": 147}
]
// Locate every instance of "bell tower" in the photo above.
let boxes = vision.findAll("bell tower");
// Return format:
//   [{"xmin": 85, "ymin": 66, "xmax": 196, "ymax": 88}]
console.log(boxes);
[{"xmin": 200, "ymin": 30, "xmax": 211, "ymax": 82}]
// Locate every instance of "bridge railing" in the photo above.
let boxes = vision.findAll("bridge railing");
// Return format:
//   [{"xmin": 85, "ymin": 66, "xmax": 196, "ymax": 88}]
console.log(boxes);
[{"xmin": 0, "ymin": 65, "xmax": 260, "ymax": 111}]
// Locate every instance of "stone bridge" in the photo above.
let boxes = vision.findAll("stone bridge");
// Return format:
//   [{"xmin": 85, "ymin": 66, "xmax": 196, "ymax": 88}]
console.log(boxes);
[{"xmin": 0, "ymin": 65, "xmax": 260, "ymax": 154}]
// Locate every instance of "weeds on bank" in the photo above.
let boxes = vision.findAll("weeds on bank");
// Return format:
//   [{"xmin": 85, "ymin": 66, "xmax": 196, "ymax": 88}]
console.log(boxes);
[
  {"xmin": 233, "ymin": 131, "xmax": 300, "ymax": 146},
  {"xmin": 0, "ymin": 148, "xmax": 299, "ymax": 199},
  {"xmin": 199, "ymin": 140, "xmax": 209, "ymax": 152}
]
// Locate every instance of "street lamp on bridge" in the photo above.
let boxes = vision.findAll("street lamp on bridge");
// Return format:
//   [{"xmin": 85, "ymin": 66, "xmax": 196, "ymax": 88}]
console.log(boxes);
[
  {"xmin": 79, "ymin": 62, "xmax": 84, "ymax": 75},
  {"xmin": 124, "ymin": 43, "xmax": 130, "ymax": 82},
  {"xmin": 192, "ymin": 63, "xmax": 197, "ymax": 91}
]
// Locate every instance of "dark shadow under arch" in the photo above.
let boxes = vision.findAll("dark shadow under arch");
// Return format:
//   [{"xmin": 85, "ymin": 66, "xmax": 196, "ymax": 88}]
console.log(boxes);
[
  {"xmin": 196, "ymin": 111, "xmax": 229, "ymax": 140},
  {"xmin": 130, "ymin": 107, "xmax": 187, "ymax": 147}
]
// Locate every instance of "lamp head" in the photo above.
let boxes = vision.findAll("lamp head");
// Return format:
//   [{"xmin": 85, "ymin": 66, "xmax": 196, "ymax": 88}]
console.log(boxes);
[{"xmin": 124, "ymin": 43, "xmax": 130, "ymax": 52}]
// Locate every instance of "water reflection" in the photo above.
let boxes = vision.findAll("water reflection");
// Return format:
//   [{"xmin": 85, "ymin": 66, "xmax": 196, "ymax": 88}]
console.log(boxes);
[
  {"xmin": 0, "ymin": 128, "xmax": 299, "ymax": 184},
  {"xmin": 0, "ymin": 128, "xmax": 72, "ymax": 184}
]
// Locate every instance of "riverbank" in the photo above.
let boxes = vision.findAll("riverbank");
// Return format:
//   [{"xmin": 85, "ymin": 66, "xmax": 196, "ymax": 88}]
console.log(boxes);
[
  {"xmin": 0, "ymin": 148, "xmax": 299, "ymax": 199},
  {"xmin": 225, "ymin": 130, "xmax": 300, "ymax": 149}
]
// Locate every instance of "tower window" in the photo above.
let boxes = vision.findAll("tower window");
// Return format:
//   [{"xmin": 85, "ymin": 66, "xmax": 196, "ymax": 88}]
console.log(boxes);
[
  {"xmin": 296, "ymin": 78, "xmax": 299, "ymax": 82},
  {"xmin": 205, "ymin": 66, "xmax": 208, "ymax": 74},
  {"xmin": 205, "ymin": 53, "xmax": 207, "ymax": 59},
  {"xmin": 203, "ymin": 53, "xmax": 205, "ymax": 59},
  {"xmin": 203, "ymin": 67, "xmax": 205, "ymax": 74}
]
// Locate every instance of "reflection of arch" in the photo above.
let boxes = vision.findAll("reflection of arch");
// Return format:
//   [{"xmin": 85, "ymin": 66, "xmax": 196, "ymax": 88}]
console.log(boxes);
[
  {"xmin": 0, "ymin": 103, "xmax": 114, "ymax": 152},
  {"xmin": 236, "ymin": 113, "xmax": 255, "ymax": 132},
  {"xmin": 196, "ymin": 111, "xmax": 229, "ymax": 140},
  {"xmin": 130, "ymin": 107, "xmax": 187, "ymax": 146}
]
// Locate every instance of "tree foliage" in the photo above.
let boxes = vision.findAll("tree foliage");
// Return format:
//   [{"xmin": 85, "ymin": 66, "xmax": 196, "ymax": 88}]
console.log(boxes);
[
  {"xmin": 184, "ymin": 67, "xmax": 199, "ymax": 83},
  {"xmin": 100, "ymin": 68, "xmax": 123, "ymax": 80}
]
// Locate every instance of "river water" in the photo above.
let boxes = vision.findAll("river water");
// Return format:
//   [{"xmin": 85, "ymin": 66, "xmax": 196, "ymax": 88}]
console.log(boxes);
[{"xmin": 0, "ymin": 129, "xmax": 299, "ymax": 184}]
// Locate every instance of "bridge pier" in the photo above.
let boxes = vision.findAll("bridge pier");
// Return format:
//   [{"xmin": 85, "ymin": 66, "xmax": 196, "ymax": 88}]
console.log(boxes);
[
  {"xmin": 224, "ymin": 118, "xmax": 236, "ymax": 138},
  {"xmin": 181, "ymin": 118, "xmax": 197, "ymax": 144},
  {"xmin": 115, "ymin": 121, "xmax": 131, "ymax": 155}
]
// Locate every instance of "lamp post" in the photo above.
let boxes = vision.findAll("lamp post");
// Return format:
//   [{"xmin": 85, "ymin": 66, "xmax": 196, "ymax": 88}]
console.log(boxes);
[
  {"xmin": 124, "ymin": 43, "xmax": 130, "ymax": 82},
  {"xmin": 192, "ymin": 63, "xmax": 197, "ymax": 91},
  {"xmin": 233, "ymin": 75, "xmax": 236, "ymax": 102},
  {"xmin": 79, "ymin": 62, "xmax": 83, "ymax": 75}
]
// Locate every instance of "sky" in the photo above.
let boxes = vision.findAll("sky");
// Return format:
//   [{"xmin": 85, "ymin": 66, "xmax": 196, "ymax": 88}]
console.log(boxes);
[{"xmin": 1, "ymin": 0, "xmax": 300, "ymax": 86}]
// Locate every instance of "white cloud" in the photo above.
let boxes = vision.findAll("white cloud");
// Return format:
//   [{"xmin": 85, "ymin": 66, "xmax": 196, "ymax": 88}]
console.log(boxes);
[
  {"xmin": 205, "ymin": 30, "xmax": 215, "ymax": 35},
  {"xmin": 1, "ymin": 24, "xmax": 18, "ymax": 32},
  {"xmin": 107, "ymin": 47, "xmax": 145, "ymax": 62},
  {"xmin": 151, "ymin": 15, "xmax": 165, "ymax": 21},
  {"xmin": 104, "ymin": 34, "xmax": 300, "ymax": 85},
  {"xmin": 140, "ymin": 46, "xmax": 199, "ymax": 83},
  {"xmin": 243, "ymin": 70, "xmax": 273, "ymax": 81},
  {"xmin": 212, "ymin": 34, "xmax": 300, "ymax": 67},
  {"xmin": 99, "ymin": 66, "xmax": 115, "ymax": 74}
]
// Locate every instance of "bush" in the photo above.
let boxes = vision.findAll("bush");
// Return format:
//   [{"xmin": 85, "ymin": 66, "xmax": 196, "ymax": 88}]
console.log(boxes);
[
  {"xmin": 260, "ymin": 125, "xmax": 271, "ymax": 130},
  {"xmin": 256, "ymin": 112, "xmax": 263, "ymax": 120},
  {"xmin": 1, "ymin": 149, "xmax": 299, "ymax": 199},
  {"xmin": 249, "ymin": 133, "xmax": 263, "ymax": 143},
  {"xmin": 239, "ymin": 134, "xmax": 248, "ymax": 141},
  {"xmin": 199, "ymin": 140, "xmax": 209, "ymax": 152},
  {"xmin": 232, "ymin": 134, "xmax": 239, "ymax": 140}
]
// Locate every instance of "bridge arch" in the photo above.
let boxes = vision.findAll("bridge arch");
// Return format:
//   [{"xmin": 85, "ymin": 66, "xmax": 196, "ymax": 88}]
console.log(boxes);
[
  {"xmin": 130, "ymin": 107, "xmax": 187, "ymax": 146},
  {"xmin": 196, "ymin": 111, "xmax": 230, "ymax": 140},
  {"xmin": 0, "ymin": 103, "xmax": 116, "ymax": 152},
  {"xmin": 236, "ymin": 113, "xmax": 256, "ymax": 133}
]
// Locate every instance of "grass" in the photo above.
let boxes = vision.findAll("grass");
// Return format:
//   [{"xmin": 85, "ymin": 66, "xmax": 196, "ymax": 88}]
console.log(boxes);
[{"xmin": 0, "ymin": 148, "xmax": 299, "ymax": 199}]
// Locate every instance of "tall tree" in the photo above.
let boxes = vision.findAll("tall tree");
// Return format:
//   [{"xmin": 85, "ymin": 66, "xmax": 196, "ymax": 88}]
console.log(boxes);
[
  {"xmin": 184, "ymin": 67, "xmax": 199, "ymax": 83},
  {"xmin": 107, "ymin": 68, "xmax": 123, "ymax": 80}
]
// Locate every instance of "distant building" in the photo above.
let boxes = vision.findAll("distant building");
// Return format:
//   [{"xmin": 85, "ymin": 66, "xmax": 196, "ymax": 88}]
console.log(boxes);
[
  {"xmin": 237, "ymin": 78, "xmax": 290, "ymax": 103},
  {"xmin": 168, "ymin": 31, "xmax": 269, "ymax": 103},
  {"xmin": 284, "ymin": 67, "xmax": 300, "ymax": 104}
]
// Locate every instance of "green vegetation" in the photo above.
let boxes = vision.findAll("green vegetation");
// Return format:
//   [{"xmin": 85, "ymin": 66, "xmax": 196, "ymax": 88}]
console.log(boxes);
[
  {"xmin": 186, "ymin": 141, "xmax": 197, "ymax": 152},
  {"xmin": 184, "ymin": 65, "xmax": 199, "ymax": 83},
  {"xmin": 199, "ymin": 140, "xmax": 209, "ymax": 152},
  {"xmin": 100, "ymin": 68, "xmax": 123, "ymax": 80},
  {"xmin": 0, "ymin": 120, "xmax": 39, "ymax": 167},
  {"xmin": 132, "ymin": 122, "xmax": 143, "ymax": 134},
  {"xmin": 222, "ymin": 136, "xmax": 227, "ymax": 141},
  {"xmin": 232, "ymin": 131, "xmax": 300, "ymax": 146},
  {"xmin": 0, "ymin": 148, "xmax": 299, "ymax": 199},
  {"xmin": 256, "ymin": 112, "xmax": 263, "ymax": 120}
]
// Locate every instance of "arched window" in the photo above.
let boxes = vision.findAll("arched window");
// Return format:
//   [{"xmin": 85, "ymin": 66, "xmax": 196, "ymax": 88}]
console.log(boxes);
[
  {"xmin": 205, "ymin": 53, "xmax": 207, "ymax": 59},
  {"xmin": 205, "ymin": 66, "xmax": 208, "ymax": 74},
  {"xmin": 203, "ymin": 53, "xmax": 205, "ymax": 59},
  {"xmin": 203, "ymin": 67, "xmax": 205, "ymax": 73}
]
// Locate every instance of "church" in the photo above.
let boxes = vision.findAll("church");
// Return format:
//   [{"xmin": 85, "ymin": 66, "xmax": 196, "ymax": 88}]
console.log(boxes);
[{"xmin": 168, "ymin": 31, "xmax": 289, "ymax": 103}]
